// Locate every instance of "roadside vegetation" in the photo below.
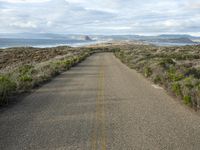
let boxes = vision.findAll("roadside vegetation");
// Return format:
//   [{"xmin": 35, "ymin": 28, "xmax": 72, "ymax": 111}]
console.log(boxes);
[
  {"xmin": 114, "ymin": 44, "xmax": 200, "ymax": 110},
  {"xmin": 0, "ymin": 46, "xmax": 101, "ymax": 105},
  {"xmin": 1, "ymin": 43, "xmax": 200, "ymax": 110}
]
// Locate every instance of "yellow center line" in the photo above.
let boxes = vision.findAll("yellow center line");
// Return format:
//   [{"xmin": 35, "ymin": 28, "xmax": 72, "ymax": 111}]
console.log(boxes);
[
  {"xmin": 91, "ymin": 62, "xmax": 107, "ymax": 150},
  {"xmin": 91, "ymin": 73, "xmax": 100, "ymax": 150},
  {"xmin": 100, "ymin": 68, "xmax": 106, "ymax": 150}
]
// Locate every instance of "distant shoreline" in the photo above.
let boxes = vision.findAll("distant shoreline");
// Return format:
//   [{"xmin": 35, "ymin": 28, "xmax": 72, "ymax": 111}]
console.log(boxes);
[
  {"xmin": 0, "ymin": 39, "xmax": 103, "ymax": 49},
  {"xmin": 0, "ymin": 37, "xmax": 199, "ymax": 49}
]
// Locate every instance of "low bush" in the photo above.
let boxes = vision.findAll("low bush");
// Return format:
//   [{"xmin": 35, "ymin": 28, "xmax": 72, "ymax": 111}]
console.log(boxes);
[
  {"xmin": 0, "ymin": 48, "xmax": 95, "ymax": 105},
  {"xmin": 159, "ymin": 58, "xmax": 175, "ymax": 68},
  {"xmin": 144, "ymin": 67, "xmax": 152, "ymax": 77},
  {"xmin": 17, "ymin": 65, "xmax": 34, "ymax": 90},
  {"xmin": 171, "ymin": 82, "xmax": 182, "ymax": 96},
  {"xmin": 153, "ymin": 75, "xmax": 162, "ymax": 84},
  {"xmin": 115, "ymin": 44, "xmax": 200, "ymax": 110},
  {"xmin": 19, "ymin": 65, "xmax": 34, "ymax": 75},
  {"xmin": 0, "ymin": 75, "xmax": 16, "ymax": 104},
  {"xmin": 185, "ymin": 68, "xmax": 200, "ymax": 79},
  {"xmin": 183, "ymin": 95, "xmax": 192, "ymax": 105},
  {"xmin": 165, "ymin": 67, "xmax": 184, "ymax": 82},
  {"xmin": 184, "ymin": 77, "xmax": 194, "ymax": 89}
]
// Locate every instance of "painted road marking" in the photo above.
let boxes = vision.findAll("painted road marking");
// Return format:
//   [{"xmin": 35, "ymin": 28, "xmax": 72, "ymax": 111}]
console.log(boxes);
[{"xmin": 91, "ymin": 62, "xmax": 107, "ymax": 150}]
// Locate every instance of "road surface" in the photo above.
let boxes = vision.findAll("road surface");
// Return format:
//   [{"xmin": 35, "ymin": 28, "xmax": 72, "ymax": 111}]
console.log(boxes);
[{"xmin": 0, "ymin": 53, "xmax": 200, "ymax": 150}]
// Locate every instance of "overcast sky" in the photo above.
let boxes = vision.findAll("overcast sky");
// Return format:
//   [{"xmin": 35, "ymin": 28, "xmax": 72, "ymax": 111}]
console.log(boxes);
[{"xmin": 0, "ymin": 0, "xmax": 200, "ymax": 35}]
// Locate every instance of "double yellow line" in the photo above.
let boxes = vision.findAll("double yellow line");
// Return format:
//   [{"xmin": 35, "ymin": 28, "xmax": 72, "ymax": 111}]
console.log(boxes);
[{"xmin": 91, "ymin": 63, "xmax": 107, "ymax": 150}]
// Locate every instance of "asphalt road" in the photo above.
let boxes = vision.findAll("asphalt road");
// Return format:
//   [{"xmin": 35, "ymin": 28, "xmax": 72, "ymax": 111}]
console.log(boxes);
[{"xmin": 1, "ymin": 53, "xmax": 200, "ymax": 150}]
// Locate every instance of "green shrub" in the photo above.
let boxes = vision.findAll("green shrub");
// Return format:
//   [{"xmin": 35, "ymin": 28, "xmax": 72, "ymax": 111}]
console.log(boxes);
[
  {"xmin": 19, "ymin": 65, "xmax": 34, "ymax": 75},
  {"xmin": 113, "ymin": 44, "xmax": 200, "ymax": 109},
  {"xmin": 169, "ymin": 73, "xmax": 184, "ymax": 82},
  {"xmin": 184, "ymin": 77, "xmax": 194, "ymax": 89},
  {"xmin": 144, "ymin": 67, "xmax": 152, "ymax": 77},
  {"xmin": 51, "ymin": 59, "xmax": 74, "ymax": 72},
  {"xmin": 167, "ymin": 68, "xmax": 184, "ymax": 82},
  {"xmin": 19, "ymin": 75, "xmax": 33, "ymax": 82},
  {"xmin": 0, "ymin": 75, "xmax": 16, "ymax": 104},
  {"xmin": 72, "ymin": 57, "xmax": 79, "ymax": 64},
  {"xmin": 172, "ymin": 82, "xmax": 182, "ymax": 96},
  {"xmin": 49, "ymin": 62, "xmax": 61, "ymax": 76},
  {"xmin": 185, "ymin": 68, "xmax": 200, "ymax": 79},
  {"xmin": 0, "ymin": 48, "xmax": 95, "ymax": 105},
  {"xmin": 154, "ymin": 75, "xmax": 162, "ymax": 84},
  {"xmin": 183, "ymin": 95, "xmax": 192, "ymax": 105},
  {"xmin": 61, "ymin": 59, "xmax": 72, "ymax": 68},
  {"xmin": 17, "ymin": 65, "xmax": 34, "ymax": 90},
  {"xmin": 197, "ymin": 83, "xmax": 200, "ymax": 91},
  {"xmin": 159, "ymin": 58, "xmax": 175, "ymax": 68},
  {"xmin": 18, "ymin": 76, "xmax": 33, "ymax": 90},
  {"xmin": 112, "ymin": 48, "xmax": 121, "ymax": 52},
  {"xmin": 167, "ymin": 67, "xmax": 176, "ymax": 74}
]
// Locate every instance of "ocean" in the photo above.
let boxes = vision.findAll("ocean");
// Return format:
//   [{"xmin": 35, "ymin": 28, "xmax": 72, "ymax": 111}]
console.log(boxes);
[
  {"xmin": 0, "ymin": 38, "xmax": 197, "ymax": 49},
  {"xmin": 0, "ymin": 38, "xmax": 99, "ymax": 49}
]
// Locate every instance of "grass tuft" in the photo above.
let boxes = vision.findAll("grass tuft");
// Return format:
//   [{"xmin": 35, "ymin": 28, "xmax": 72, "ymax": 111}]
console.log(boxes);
[
  {"xmin": 183, "ymin": 95, "xmax": 192, "ymax": 105},
  {"xmin": 172, "ymin": 82, "xmax": 182, "ymax": 96},
  {"xmin": 0, "ymin": 75, "xmax": 16, "ymax": 104},
  {"xmin": 144, "ymin": 67, "xmax": 152, "ymax": 77}
]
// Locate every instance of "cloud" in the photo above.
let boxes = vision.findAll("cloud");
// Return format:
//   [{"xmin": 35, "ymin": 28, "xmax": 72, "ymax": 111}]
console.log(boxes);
[
  {"xmin": 10, "ymin": 21, "xmax": 37, "ymax": 28},
  {"xmin": 186, "ymin": 2, "xmax": 200, "ymax": 9},
  {"xmin": 0, "ymin": 0, "xmax": 200, "ymax": 35},
  {"xmin": 0, "ymin": 0, "xmax": 50, "ymax": 3},
  {"xmin": 163, "ymin": 20, "xmax": 182, "ymax": 28}
]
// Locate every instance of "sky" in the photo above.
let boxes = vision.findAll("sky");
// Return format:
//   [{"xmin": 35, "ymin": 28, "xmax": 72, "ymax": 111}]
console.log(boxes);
[{"xmin": 0, "ymin": 0, "xmax": 200, "ymax": 35}]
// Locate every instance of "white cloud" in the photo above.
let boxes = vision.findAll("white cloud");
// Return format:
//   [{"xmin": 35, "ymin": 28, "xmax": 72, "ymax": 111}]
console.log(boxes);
[
  {"xmin": 98, "ymin": 26, "xmax": 132, "ymax": 30},
  {"xmin": 64, "ymin": 0, "xmax": 86, "ymax": 3},
  {"xmin": 0, "ymin": 0, "xmax": 50, "ymax": 3},
  {"xmin": 163, "ymin": 20, "xmax": 181, "ymax": 27},
  {"xmin": 10, "ymin": 21, "xmax": 37, "ymax": 28},
  {"xmin": 0, "ymin": 0, "xmax": 200, "ymax": 35},
  {"xmin": 186, "ymin": 2, "xmax": 200, "ymax": 9}
]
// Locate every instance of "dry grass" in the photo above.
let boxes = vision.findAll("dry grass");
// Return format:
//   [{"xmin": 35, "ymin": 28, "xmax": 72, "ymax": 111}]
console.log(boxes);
[
  {"xmin": 0, "ymin": 46, "xmax": 97, "ymax": 105},
  {"xmin": 1, "ymin": 43, "xmax": 200, "ymax": 109},
  {"xmin": 114, "ymin": 44, "xmax": 200, "ymax": 109}
]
